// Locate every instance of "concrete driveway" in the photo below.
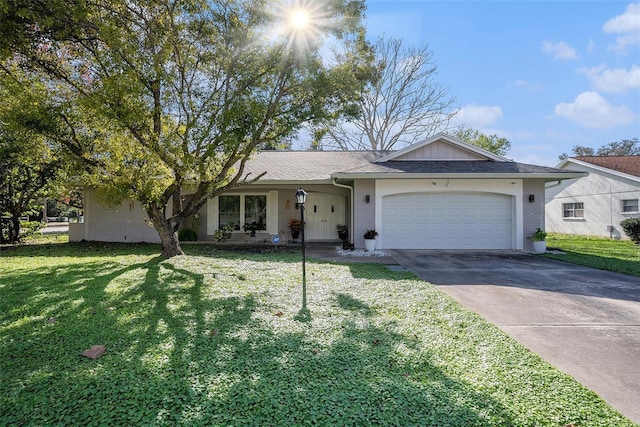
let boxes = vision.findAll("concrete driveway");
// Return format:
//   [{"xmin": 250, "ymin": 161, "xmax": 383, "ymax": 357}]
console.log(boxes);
[{"xmin": 389, "ymin": 250, "xmax": 640, "ymax": 425}]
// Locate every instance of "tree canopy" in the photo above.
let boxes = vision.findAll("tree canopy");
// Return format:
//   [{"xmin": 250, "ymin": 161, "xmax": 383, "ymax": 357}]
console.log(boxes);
[
  {"xmin": 4, "ymin": 0, "xmax": 370, "ymax": 255},
  {"xmin": 0, "ymin": 68, "xmax": 66, "ymax": 243},
  {"xmin": 451, "ymin": 127, "xmax": 512, "ymax": 157},
  {"xmin": 559, "ymin": 138, "xmax": 640, "ymax": 160},
  {"xmin": 316, "ymin": 36, "xmax": 457, "ymax": 151}
]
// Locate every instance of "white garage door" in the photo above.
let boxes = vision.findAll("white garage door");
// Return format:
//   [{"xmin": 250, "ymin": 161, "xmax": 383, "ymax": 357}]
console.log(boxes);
[{"xmin": 381, "ymin": 192, "xmax": 513, "ymax": 249}]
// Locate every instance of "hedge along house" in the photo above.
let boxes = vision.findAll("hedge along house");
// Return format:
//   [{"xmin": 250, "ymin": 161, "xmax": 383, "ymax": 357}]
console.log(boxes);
[{"xmin": 70, "ymin": 134, "xmax": 586, "ymax": 251}]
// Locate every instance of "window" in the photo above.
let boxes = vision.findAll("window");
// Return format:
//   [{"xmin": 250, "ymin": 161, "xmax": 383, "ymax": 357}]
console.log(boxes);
[
  {"xmin": 244, "ymin": 195, "xmax": 267, "ymax": 230},
  {"xmin": 218, "ymin": 194, "xmax": 267, "ymax": 231},
  {"xmin": 622, "ymin": 199, "xmax": 639, "ymax": 213},
  {"xmin": 219, "ymin": 195, "xmax": 240, "ymax": 230},
  {"xmin": 563, "ymin": 202, "xmax": 584, "ymax": 218}
]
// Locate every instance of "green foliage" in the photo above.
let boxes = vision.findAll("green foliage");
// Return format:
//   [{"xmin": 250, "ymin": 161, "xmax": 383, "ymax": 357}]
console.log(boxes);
[
  {"xmin": 452, "ymin": 126, "xmax": 512, "ymax": 157},
  {"xmin": 213, "ymin": 222, "xmax": 235, "ymax": 243},
  {"xmin": 0, "ymin": 243, "xmax": 634, "ymax": 426},
  {"xmin": 0, "ymin": 68, "xmax": 66, "ymax": 243},
  {"xmin": 18, "ymin": 221, "xmax": 44, "ymax": 239},
  {"xmin": 4, "ymin": 0, "xmax": 370, "ymax": 255},
  {"xmin": 177, "ymin": 228, "xmax": 198, "ymax": 242},
  {"xmin": 620, "ymin": 218, "xmax": 640, "ymax": 245},
  {"xmin": 531, "ymin": 228, "xmax": 547, "ymax": 242},
  {"xmin": 559, "ymin": 138, "xmax": 639, "ymax": 161},
  {"xmin": 544, "ymin": 234, "xmax": 640, "ymax": 277}
]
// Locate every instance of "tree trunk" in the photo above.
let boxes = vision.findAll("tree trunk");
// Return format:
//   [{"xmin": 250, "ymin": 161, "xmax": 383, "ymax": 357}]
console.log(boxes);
[
  {"xmin": 9, "ymin": 215, "xmax": 20, "ymax": 243},
  {"xmin": 147, "ymin": 206, "xmax": 185, "ymax": 257}
]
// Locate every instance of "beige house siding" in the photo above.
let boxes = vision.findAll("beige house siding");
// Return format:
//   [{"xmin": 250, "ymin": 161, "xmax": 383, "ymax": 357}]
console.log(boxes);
[
  {"xmin": 69, "ymin": 189, "xmax": 160, "ymax": 243},
  {"xmin": 522, "ymin": 179, "xmax": 546, "ymax": 251},
  {"xmin": 394, "ymin": 140, "xmax": 485, "ymax": 160}
]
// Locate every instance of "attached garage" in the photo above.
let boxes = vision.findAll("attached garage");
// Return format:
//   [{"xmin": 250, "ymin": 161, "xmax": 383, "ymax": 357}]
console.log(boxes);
[{"xmin": 381, "ymin": 192, "xmax": 514, "ymax": 249}]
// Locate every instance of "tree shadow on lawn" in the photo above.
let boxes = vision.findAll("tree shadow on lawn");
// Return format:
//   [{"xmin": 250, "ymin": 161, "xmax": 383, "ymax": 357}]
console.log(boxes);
[{"xmin": 0, "ymin": 255, "xmax": 519, "ymax": 426}]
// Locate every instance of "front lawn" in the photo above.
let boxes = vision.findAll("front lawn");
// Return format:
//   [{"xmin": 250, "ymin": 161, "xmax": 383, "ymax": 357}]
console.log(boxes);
[
  {"xmin": 545, "ymin": 234, "xmax": 640, "ymax": 277},
  {"xmin": 0, "ymin": 243, "xmax": 635, "ymax": 426}
]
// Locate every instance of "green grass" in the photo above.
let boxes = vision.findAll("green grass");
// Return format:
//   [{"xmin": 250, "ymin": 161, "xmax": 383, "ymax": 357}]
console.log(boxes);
[
  {"xmin": 1, "ymin": 243, "xmax": 635, "ymax": 426},
  {"xmin": 545, "ymin": 234, "xmax": 640, "ymax": 277}
]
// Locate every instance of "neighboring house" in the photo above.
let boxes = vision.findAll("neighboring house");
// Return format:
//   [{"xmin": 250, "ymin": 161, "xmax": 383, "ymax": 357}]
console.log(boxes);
[
  {"xmin": 546, "ymin": 156, "xmax": 640, "ymax": 240},
  {"xmin": 70, "ymin": 134, "xmax": 585, "ymax": 251}
]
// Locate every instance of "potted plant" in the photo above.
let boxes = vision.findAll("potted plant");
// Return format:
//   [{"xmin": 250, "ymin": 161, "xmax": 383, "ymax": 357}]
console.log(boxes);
[
  {"xmin": 243, "ymin": 221, "xmax": 259, "ymax": 238},
  {"xmin": 336, "ymin": 224, "xmax": 348, "ymax": 242},
  {"xmin": 531, "ymin": 227, "xmax": 547, "ymax": 253},
  {"xmin": 363, "ymin": 229, "xmax": 377, "ymax": 252},
  {"xmin": 288, "ymin": 217, "xmax": 302, "ymax": 241}
]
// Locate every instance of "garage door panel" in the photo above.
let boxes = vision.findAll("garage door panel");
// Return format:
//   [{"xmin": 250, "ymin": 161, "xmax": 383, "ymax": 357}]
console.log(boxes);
[{"xmin": 381, "ymin": 192, "xmax": 513, "ymax": 249}]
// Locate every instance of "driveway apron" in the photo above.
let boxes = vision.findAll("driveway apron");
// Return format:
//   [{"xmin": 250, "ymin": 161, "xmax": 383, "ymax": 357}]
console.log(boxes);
[{"xmin": 389, "ymin": 250, "xmax": 640, "ymax": 425}]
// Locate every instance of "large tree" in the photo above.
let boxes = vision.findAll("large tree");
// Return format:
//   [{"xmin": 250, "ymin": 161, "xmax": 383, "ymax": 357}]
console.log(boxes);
[
  {"xmin": 0, "ymin": 70, "xmax": 65, "ymax": 243},
  {"xmin": 316, "ymin": 36, "xmax": 457, "ymax": 151},
  {"xmin": 559, "ymin": 138, "xmax": 640, "ymax": 160},
  {"xmin": 6, "ymin": 0, "xmax": 369, "ymax": 256},
  {"xmin": 451, "ymin": 126, "xmax": 512, "ymax": 157}
]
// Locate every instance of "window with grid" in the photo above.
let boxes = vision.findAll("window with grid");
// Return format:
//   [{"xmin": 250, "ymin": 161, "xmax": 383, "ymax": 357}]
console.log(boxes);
[
  {"xmin": 563, "ymin": 202, "xmax": 584, "ymax": 218},
  {"xmin": 219, "ymin": 195, "xmax": 241, "ymax": 230},
  {"xmin": 218, "ymin": 194, "xmax": 267, "ymax": 231},
  {"xmin": 622, "ymin": 199, "xmax": 639, "ymax": 213}
]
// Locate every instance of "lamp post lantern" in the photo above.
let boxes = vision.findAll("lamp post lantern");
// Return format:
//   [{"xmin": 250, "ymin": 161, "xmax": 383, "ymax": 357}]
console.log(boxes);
[{"xmin": 295, "ymin": 188, "xmax": 308, "ymax": 310}]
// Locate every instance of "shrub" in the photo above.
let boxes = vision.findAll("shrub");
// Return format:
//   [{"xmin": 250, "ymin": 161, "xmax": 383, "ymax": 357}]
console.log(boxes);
[
  {"xmin": 531, "ymin": 228, "xmax": 547, "ymax": 241},
  {"xmin": 214, "ymin": 222, "xmax": 235, "ymax": 243},
  {"xmin": 19, "ymin": 221, "xmax": 45, "ymax": 240},
  {"xmin": 363, "ymin": 229, "xmax": 378, "ymax": 239},
  {"xmin": 178, "ymin": 228, "xmax": 198, "ymax": 241},
  {"xmin": 620, "ymin": 218, "xmax": 640, "ymax": 244}
]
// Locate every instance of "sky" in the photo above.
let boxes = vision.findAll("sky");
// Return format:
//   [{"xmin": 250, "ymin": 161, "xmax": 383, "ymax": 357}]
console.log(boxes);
[{"xmin": 362, "ymin": 0, "xmax": 640, "ymax": 166}]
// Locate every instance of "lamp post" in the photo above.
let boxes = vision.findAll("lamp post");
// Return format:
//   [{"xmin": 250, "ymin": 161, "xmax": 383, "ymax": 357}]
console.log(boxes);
[{"xmin": 295, "ymin": 188, "xmax": 308, "ymax": 310}]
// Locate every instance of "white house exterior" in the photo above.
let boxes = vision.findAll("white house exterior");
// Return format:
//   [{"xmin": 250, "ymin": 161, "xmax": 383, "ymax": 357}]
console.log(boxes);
[
  {"xmin": 71, "ymin": 134, "xmax": 586, "ymax": 251},
  {"xmin": 545, "ymin": 156, "xmax": 640, "ymax": 240}
]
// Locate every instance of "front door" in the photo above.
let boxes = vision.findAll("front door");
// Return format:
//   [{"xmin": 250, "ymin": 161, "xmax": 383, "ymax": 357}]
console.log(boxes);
[{"xmin": 305, "ymin": 194, "xmax": 346, "ymax": 240}]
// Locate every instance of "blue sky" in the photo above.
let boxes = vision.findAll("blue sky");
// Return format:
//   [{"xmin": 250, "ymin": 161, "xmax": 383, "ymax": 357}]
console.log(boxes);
[{"xmin": 363, "ymin": 0, "xmax": 640, "ymax": 166}]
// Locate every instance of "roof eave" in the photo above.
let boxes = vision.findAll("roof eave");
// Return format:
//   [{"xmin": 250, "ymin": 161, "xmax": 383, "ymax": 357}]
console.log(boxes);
[{"xmin": 331, "ymin": 172, "xmax": 589, "ymax": 180}]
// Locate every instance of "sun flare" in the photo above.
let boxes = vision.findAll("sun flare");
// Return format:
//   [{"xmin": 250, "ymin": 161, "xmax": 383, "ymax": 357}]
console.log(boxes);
[
  {"xmin": 266, "ymin": 0, "xmax": 331, "ymax": 54},
  {"xmin": 289, "ymin": 9, "xmax": 311, "ymax": 30}
]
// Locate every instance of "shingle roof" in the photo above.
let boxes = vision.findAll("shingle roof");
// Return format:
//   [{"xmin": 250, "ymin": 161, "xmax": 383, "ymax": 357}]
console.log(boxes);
[
  {"xmin": 239, "ymin": 150, "xmax": 582, "ymax": 182},
  {"xmin": 574, "ymin": 156, "xmax": 640, "ymax": 178},
  {"xmin": 241, "ymin": 151, "xmax": 388, "ymax": 182},
  {"xmin": 338, "ymin": 160, "xmax": 573, "ymax": 175}
]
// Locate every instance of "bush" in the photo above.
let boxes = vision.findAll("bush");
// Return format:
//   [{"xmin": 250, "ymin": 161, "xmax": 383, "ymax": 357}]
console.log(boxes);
[
  {"xmin": 178, "ymin": 228, "xmax": 198, "ymax": 241},
  {"xmin": 620, "ymin": 218, "xmax": 640, "ymax": 244},
  {"xmin": 19, "ymin": 221, "xmax": 44, "ymax": 240},
  {"xmin": 214, "ymin": 222, "xmax": 235, "ymax": 243}
]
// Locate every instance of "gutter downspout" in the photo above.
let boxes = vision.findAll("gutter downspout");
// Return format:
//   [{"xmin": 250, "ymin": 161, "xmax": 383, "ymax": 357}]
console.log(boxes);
[{"xmin": 332, "ymin": 177, "xmax": 354, "ymax": 244}]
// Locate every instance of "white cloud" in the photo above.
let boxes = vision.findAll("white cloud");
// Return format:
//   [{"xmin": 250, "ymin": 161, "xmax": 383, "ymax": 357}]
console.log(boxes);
[
  {"xmin": 541, "ymin": 40, "xmax": 578, "ymax": 60},
  {"xmin": 452, "ymin": 104, "xmax": 503, "ymax": 127},
  {"xmin": 603, "ymin": 2, "xmax": 640, "ymax": 53},
  {"xmin": 603, "ymin": 2, "xmax": 640, "ymax": 33},
  {"xmin": 587, "ymin": 39, "xmax": 596, "ymax": 54},
  {"xmin": 579, "ymin": 64, "xmax": 640, "ymax": 93},
  {"xmin": 554, "ymin": 91, "xmax": 638, "ymax": 129}
]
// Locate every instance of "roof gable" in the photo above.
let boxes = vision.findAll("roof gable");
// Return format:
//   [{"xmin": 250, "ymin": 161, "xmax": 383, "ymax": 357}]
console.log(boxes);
[
  {"xmin": 574, "ymin": 156, "xmax": 640, "ymax": 178},
  {"xmin": 558, "ymin": 157, "xmax": 640, "ymax": 184},
  {"xmin": 375, "ymin": 133, "xmax": 508, "ymax": 163}
]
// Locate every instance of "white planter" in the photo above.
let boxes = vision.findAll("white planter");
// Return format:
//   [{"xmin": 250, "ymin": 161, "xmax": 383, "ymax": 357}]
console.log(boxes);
[
  {"xmin": 364, "ymin": 238, "xmax": 376, "ymax": 252},
  {"xmin": 532, "ymin": 240, "xmax": 547, "ymax": 254}
]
